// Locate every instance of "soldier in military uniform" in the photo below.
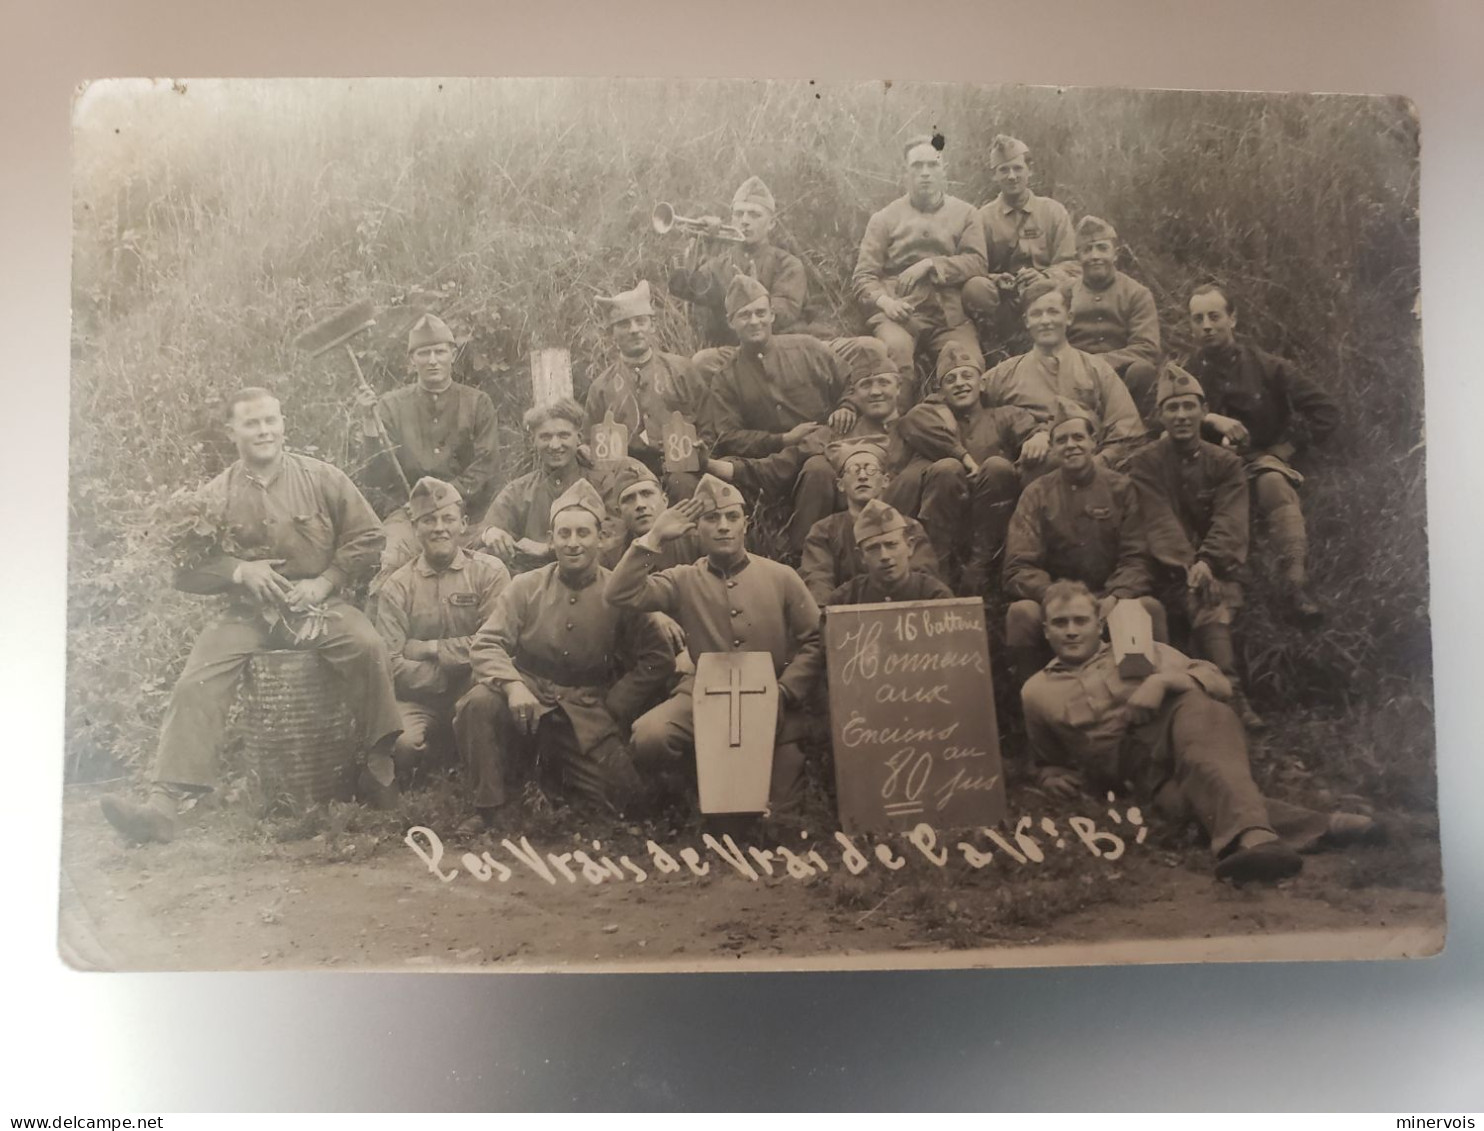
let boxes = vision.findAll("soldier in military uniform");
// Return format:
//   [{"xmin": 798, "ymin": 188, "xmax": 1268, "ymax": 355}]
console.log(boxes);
[
  {"xmin": 852, "ymin": 134, "xmax": 988, "ymax": 401},
  {"xmin": 354, "ymin": 314, "xmax": 500, "ymax": 587},
  {"xmin": 1003, "ymin": 403, "xmax": 1167, "ymax": 690},
  {"xmin": 461, "ymin": 479, "xmax": 676, "ymax": 830},
  {"xmin": 962, "ymin": 135, "xmax": 1082, "ymax": 352},
  {"xmin": 1126, "ymin": 369, "xmax": 1264, "ymax": 730},
  {"xmin": 478, "ymin": 397, "xmax": 596, "ymax": 572},
  {"xmin": 890, "ymin": 341, "xmax": 1047, "ymax": 594},
  {"xmin": 605, "ymin": 475, "xmax": 826, "ymax": 812},
  {"xmin": 669, "ymin": 175, "xmax": 811, "ymax": 352},
  {"xmin": 983, "ymin": 279, "xmax": 1146, "ymax": 469},
  {"xmin": 1182, "ymin": 284, "xmax": 1341, "ymax": 622},
  {"xmin": 100, "ymin": 389, "xmax": 403, "ymax": 844},
  {"xmin": 799, "ymin": 439, "xmax": 940, "ymax": 605},
  {"xmin": 1065, "ymin": 216, "xmax": 1163, "ymax": 424},
  {"xmin": 373, "ymin": 477, "xmax": 512, "ymax": 783},
  {"xmin": 1024, "ymin": 580, "xmax": 1380, "ymax": 885},
  {"xmin": 823, "ymin": 499, "xmax": 954, "ymax": 607},
  {"xmin": 583, "ymin": 280, "xmax": 708, "ymax": 502}
]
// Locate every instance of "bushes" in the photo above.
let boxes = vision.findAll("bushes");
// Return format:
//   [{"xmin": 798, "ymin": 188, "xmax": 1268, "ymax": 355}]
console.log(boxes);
[{"xmin": 69, "ymin": 80, "xmax": 1427, "ymax": 795}]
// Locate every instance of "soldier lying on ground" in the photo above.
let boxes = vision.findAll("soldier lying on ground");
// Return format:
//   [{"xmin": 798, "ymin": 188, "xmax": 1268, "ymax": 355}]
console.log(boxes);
[
  {"xmin": 101, "ymin": 388, "xmax": 404, "ymax": 844},
  {"xmin": 1022, "ymin": 580, "xmax": 1382, "ymax": 885}
]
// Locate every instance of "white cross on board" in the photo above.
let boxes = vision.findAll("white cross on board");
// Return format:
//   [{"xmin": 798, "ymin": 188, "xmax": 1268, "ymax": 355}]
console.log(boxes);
[{"xmin": 703, "ymin": 664, "xmax": 768, "ymax": 747}]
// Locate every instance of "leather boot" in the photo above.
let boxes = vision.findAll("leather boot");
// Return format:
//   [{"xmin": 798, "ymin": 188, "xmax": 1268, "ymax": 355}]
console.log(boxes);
[
  {"xmin": 1268, "ymin": 500, "xmax": 1323, "ymax": 624},
  {"xmin": 100, "ymin": 786, "xmax": 178, "ymax": 845}
]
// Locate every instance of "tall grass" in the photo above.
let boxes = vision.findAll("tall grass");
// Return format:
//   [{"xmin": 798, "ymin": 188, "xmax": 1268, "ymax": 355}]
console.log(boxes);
[{"xmin": 68, "ymin": 80, "xmax": 1427, "ymax": 805}]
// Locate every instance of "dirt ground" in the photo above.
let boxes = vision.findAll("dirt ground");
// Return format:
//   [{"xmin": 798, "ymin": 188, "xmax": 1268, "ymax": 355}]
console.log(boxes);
[{"xmin": 57, "ymin": 780, "xmax": 1445, "ymax": 973}]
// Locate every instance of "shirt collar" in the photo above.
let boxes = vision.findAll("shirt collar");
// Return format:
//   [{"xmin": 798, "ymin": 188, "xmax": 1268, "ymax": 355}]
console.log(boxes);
[
  {"xmin": 705, "ymin": 553, "xmax": 752, "ymax": 579},
  {"xmin": 557, "ymin": 564, "xmax": 602, "ymax": 591},
  {"xmin": 997, "ymin": 192, "xmax": 1036, "ymax": 216},
  {"xmin": 240, "ymin": 453, "xmax": 290, "ymax": 488},
  {"xmin": 415, "ymin": 548, "xmax": 467, "ymax": 576}
]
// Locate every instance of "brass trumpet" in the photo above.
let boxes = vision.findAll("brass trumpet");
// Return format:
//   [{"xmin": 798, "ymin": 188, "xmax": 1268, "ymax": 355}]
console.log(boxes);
[{"xmin": 651, "ymin": 202, "xmax": 746, "ymax": 243}]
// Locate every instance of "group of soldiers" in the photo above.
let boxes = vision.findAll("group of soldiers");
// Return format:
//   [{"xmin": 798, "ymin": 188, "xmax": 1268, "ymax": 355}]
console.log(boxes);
[{"xmin": 100, "ymin": 133, "xmax": 1380, "ymax": 887}]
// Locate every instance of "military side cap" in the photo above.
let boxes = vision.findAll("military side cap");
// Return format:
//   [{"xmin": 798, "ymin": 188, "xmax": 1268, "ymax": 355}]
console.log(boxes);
[
  {"xmin": 853, "ymin": 498, "xmax": 909, "ymax": 547},
  {"xmin": 1157, "ymin": 364, "xmax": 1206, "ymax": 405},
  {"xmin": 1049, "ymin": 397, "xmax": 1099, "ymax": 437},
  {"xmin": 549, "ymin": 478, "xmax": 607, "ymax": 526},
  {"xmin": 989, "ymin": 134, "xmax": 1030, "ymax": 167},
  {"xmin": 691, "ymin": 472, "xmax": 745, "ymax": 515},
  {"xmin": 935, "ymin": 339, "xmax": 982, "ymax": 383},
  {"xmin": 725, "ymin": 274, "xmax": 770, "ymax": 318},
  {"xmin": 731, "ymin": 175, "xmax": 776, "ymax": 213},
  {"xmin": 851, "ymin": 338, "xmax": 900, "ymax": 385},
  {"xmin": 1075, "ymin": 215, "xmax": 1119, "ymax": 247},
  {"xmin": 595, "ymin": 279, "xmax": 655, "ymax": 326},
  {"xmin": 407, "ymin": 476, "xmax": 463, "ymax": 521},
  {"xmin": 608, "ymin": 457, "xmax": 660, "ymax": 506},
  {"xmin": 826, "ymin": 438, "xmax": 888, "ymax": 475},
  {"xmin": 408, "ymin": 314, "xmax": 455, "ymax": 350}
]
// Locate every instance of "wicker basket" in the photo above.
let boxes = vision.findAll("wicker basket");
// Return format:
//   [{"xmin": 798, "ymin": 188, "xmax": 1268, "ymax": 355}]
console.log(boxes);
[{"xmin": 241, "ymin": 649, "xmax": 356, "ymax": 811}]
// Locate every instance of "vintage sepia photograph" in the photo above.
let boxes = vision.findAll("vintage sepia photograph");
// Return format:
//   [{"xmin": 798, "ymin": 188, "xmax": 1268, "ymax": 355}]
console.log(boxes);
[{"xmin": 61, "ymin": 77, "xmax": 1441, "ymax": 972}]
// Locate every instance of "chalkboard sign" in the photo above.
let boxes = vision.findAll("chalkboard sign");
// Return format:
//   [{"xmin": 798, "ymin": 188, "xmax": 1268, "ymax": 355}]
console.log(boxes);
[{"xmin": 824, "ymin": 597, "xmax": 1006, "ymax": 834}]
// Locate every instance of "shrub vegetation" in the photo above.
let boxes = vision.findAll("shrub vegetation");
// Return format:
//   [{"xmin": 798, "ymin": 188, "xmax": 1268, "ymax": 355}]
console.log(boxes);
[{"xmin": 69, "ymin": 80, "xmax": 1429, "ymax": 814}]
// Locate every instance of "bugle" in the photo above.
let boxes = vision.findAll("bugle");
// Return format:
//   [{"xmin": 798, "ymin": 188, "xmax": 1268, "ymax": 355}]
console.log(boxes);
[{"xmin": 651, "ymin": 201, "xmax": 746, "ymax": 243}]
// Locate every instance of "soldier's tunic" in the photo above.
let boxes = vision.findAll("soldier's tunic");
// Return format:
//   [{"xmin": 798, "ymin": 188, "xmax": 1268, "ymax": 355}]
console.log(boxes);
[
  {"xmin": 465, "ymin": 563, "xmax": 675, "ymax": 811},
  {"xmin": 373, "ymin": 548, "xmax": 511, "ymax": 760},
  {"xmin": 584, "ymin": 348, "xmax": 708, "ymax": 500},
  {"xmin": 1003, "ymin": 464, "xmax": 1156, "ymax": 603},
  {"xmin": 1128, "ymin": 436, "xmax": 1249, "ymax": 590},
  {"xmin": 886, "ymin": 395, "xmax": 1042, "ymax": 572},
  {"xmin": 671, "ymin": 242, "xmax": 810, "ymax": 346},
  {"xmin": 978, "ymin": 192, "xmax": 1081, "ymax": 286},
  {"xmin": 360, "ymin": 382, "xmax": 501, "ymax": 584},
  {"xmin": 1181, "ymin": 341, "xmax": 1340, "ymax": 480},
  {"xmin": 478, "ymin": 462, "xmax": 596, "ymax": 565},
  {"xmin": 153, "ymin": 453, "xmax": 400, "ymax": 789},
  {"xmin": 799, "ymin": 510, "xmax": 941, "ymax": 605},
  {"xmin": 605, "ymin": 546, "xmax": 825, "ymax": 804},
  {"xmin": 852, "ymin": 192, "xmax": 988, "ymax": 384},
  {"xmin": 1068, "ymin": 271, "xmax": 1162, "ymax": 416},
  {"xmin": 824, "ymin": 568, "xmax": 953, "ymax": 607},
  {"xmin": 1023, "ymin": 643, "xmax": 1328, "ymax": 859},
  {"xmin": 703, "ymin": 334, "xmax": 850, "ymax": 551},
  {"xmin": 984, "ymin": 346, "xmax": 1145, "ymax": 466}
]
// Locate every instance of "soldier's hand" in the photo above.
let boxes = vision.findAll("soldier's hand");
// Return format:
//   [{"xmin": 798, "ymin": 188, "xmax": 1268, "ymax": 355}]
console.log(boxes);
[
  {"xmin": 962, "ymin": 453, "xmax": 981, "ymax": 476},
  {"xmin": 897, "ymin": 258, "xmax": 934, "ymax": 289},
  {"xmin": 234, "ymin": 559, "xmax": 291, "ymax": 605},
  {"xmin": 699, "ymin": 214, "xmax": 724, "ymax": 235},
  {"xmin": 651, "ymin": 498, "xmax": 705, "ymax": 543},
  {"xmin": 992, "ymin": 272, "xmax": 1019, "ymax": 293},
  {"xmin": 1097, "ymin": 594, "xmax": 1119, "ymax": 623},
  {"xmin": 403, "ymin": 639, "xmax": 439, "ymax": 663},
  {"xmin": 1186, "ymin": 560, "xmax": 1215, "ymax": 595},
  {"xmin": 505, "ymin": 682, "xmax": 542, "ymax": 735},
  {"xmin": 1019, "ymin": 430, "xmax": 1051, "ymax": 465},
  {"xmin": 1037, "ymin": 766, "xmax": 1084, "ymax": 802},
  {"xmin": 353, "ymin": 385, "xmax": 379, "ymax": 411},
  {"xmin": 283, "ymin": 575, "xmax": 335, "ymax": 612},
  {"xmin": 826, "ymin": 405, "xmax": 859, "ymax": 435},
  {"xmin": 650, "ymin": 613, "xmax": 688, "ymax": 655},
  {"xmin": 1126, "ymin": 673, "xmax": 1168, "ymax": 724},
  {"xmin": 1206, "ymin": 413, "xmax": 1250, "ymax": 450},
  {"xmin": 781, "ymin": 420, "xmax": 822, "ymax": 446},
  {"xmin": 481, "ymin": 526, "xmax": 518, "ymax": 559},
  {"xmin": 876, "ymin": 295, "xmax": 915, "ymax": 323},
  {"xmin": 1015, "ymin": 267, "xmax": 1047, "ymax": 292}
]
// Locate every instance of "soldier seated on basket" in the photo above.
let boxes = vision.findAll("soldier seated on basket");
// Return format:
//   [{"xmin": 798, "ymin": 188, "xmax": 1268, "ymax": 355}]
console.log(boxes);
[
  {"xmin": 1022, "ymin": 580, "xmax": 1383, "ymax": 885},
  {"xmin": 100, "ymin": 388, "xmax": 404, "ymax": 845},
  {"xmin": 372, "ymin": 477, "xmax": 512, "ymax": 786},
  {"xmin": 458, "ymin": 479, "xmax": 678, "ymax": 832},
  {"xmin": 604, "ymin": 474, "xmax": 826, "ymax": 815}
]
